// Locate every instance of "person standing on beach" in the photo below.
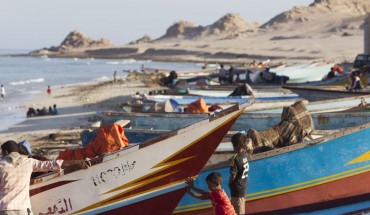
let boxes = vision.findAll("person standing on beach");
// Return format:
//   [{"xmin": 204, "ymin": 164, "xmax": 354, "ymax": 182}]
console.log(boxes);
[
  {"xmin": 1, "ymin": 85, "xmax": 5, "ymax": 100},
  {"xmin": 348, "ymin": 71, "xmax": 364, "ymax": 91},
  {"xmin": 229, "ymin": 133, "xmax": 251, "ymax": 215},
  {"xmin": 0, "ymin": 140, "xmax": 90, "ymax": 215},
  {"xmin": 47, "ymin": 85, "xmax": 51, "ymax": 97},
  {"xmin": 113, "ymin": 70, "xmax": 117, "ymax": 83},
  {"xmin": 218, "ymin": 64, "xmax": 228, "ymax": 84}
]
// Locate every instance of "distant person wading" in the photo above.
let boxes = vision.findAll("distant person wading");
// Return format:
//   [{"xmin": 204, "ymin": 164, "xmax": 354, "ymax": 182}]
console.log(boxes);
[
  {"xmin": 1, "ymin": 85, "xmax": 5, "ymax": 100},
  {"xmin": 47, "ymin": 85, "xmax": 51, "ymax": 97}
]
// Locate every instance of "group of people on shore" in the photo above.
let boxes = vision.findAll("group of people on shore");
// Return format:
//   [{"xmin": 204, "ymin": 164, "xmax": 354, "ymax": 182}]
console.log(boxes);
[
  {"xmin": 218, "ymin": 64, "xmax": 241, "ymax": 85},
  {"xmin": 325, "ymin": 65, "xmax": 364, "ymax": 91},
  {"xmin": 27, "ymin": 104, "xmax": 58, "ymax": 117}
]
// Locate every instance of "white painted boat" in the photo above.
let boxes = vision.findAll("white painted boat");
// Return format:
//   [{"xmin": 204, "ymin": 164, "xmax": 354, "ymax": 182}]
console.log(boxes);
[
  {"xmin": 250, "ymin": 95, "xmax": 370, "ymax": 113},
  {"xmin": 29, "ymin": 103, "xmax": 248, "ymax": 215},
  {"xmin": 270, "ymin": 63, "xmax": 335, "ymax": 83},
  {"xmin": 283, "ymin": 85, "xmax": 370, "ymax": 101},
  {"xmin": 187, "ymin": 86, "xmax": 300, "ymax": 99},
  {"xmin": 104, "ymin": 95, "xmax": 370, "ymax": 136}
]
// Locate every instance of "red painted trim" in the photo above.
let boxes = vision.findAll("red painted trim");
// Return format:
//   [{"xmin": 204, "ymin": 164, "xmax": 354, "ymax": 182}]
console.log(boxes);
[
  {"xmin": 30, "ymin": 180, "xmax": 78, "ymax": 197},
  {"xmin": 246, "ymin": 170, "xmax": 370, "ymax": 214},
  {"xmin": 97, "ymin": 188, "xmax": 187, "ymax": 215}
]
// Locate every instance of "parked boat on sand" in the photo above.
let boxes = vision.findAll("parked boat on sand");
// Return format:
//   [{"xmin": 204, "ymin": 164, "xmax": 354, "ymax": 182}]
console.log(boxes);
[
  {"xmin": 29, "ymin": 103, "xmax": 248, "ymax": 215},
  {"xmin": 271, "ymin": 63, "xmax": 335, "ymax": 84},
  {"xmin": 103, "ymin": 108, "xmax": 370, "ymax": 137},
  {"xmin": 283, "ymin": 85, "xmax": 370, "ymax": 102},
  {"xmin": 174, "ymin": 122, "xmax": 370, "ymax": 215}
]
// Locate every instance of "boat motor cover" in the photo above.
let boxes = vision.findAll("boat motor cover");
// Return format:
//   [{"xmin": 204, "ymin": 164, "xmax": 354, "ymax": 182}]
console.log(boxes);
[
  {"xmin": 57, "ymin": 123, "xmax": 129, "ymax": 160},
  {"xmin": 185, "ymin": 98, "xmax": 209, "ymax": 113}
]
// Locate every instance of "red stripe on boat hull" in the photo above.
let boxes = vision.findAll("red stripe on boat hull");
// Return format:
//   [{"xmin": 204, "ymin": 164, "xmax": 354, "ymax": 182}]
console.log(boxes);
[
  {"xmin": 97, "ymin": 188, "xmax": 187, "ymax": 215},
  {"xmin": 247, "ymin": 170, "xmax": 370, "ymax": 214},
  {"xmin": 30, "ymin": 180, "xmax": 78, "ymax": 196}
]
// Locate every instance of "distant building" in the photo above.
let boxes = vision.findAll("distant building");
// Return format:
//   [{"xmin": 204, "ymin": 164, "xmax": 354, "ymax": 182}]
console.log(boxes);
[{"xmin": 365, "ymin": 14, "xmax": 370, "ymax": 54}]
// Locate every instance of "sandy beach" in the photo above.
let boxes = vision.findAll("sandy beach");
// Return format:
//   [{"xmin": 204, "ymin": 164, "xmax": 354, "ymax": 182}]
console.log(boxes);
[{"xmin": 0, "ymin": 78, "xmax": 156, "ymax": 157}]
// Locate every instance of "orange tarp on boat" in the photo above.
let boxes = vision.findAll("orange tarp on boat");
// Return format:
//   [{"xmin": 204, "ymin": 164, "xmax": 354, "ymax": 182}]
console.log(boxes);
[
  {"xmin": 57, "ymin": 123, "xmax": 129, "ymax": 160},
  {"xmin": 185, "ymin": 98, "xmax": 209, "ymax": 113}
]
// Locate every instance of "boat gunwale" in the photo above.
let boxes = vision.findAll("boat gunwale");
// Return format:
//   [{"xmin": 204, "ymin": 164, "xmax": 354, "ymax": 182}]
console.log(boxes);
[
  {"xmin": 283, "ymin": 85, "xmax": 370, "ymax": 94},
  {"xmin": 30, "ymin": 101, "xmax": 252, "ymax": 185},
  {"xmin": 201, "ymin": 122, "xmax": 370, "ymax": 172}
]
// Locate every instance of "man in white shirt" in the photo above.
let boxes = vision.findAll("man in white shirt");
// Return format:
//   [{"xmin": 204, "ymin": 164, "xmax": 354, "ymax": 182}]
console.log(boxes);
[{"xmin": 0, "ymin": 140, "xmax": 90, "ymax": 215}]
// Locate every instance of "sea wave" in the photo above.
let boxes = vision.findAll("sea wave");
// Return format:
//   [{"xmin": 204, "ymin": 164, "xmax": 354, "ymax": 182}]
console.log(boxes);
[
  {"xmin": 106, "ymin": 59, "xmax": 152, "ymax": 65},
  {"xmin": 9, "ymin": 78, "xmax": 45, "ymax": 85},
  {"xmin": 93, "ymin": 76, "xmax": 110, "ymax": 82}
]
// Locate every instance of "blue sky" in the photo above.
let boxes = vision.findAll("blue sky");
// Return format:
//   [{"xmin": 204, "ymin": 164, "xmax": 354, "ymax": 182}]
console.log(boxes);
[{"xmin": 0, "ymin": 0, "xmax": 313, "ymax": 50}]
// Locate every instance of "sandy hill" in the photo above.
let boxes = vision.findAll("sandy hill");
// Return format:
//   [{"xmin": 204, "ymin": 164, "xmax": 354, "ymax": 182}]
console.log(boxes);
[
  {"xmin": 58, "ymin": 30, "xmax": 113, "ymax": 50},
  {"xmin": 129, "ymin": 35, "xmax": 153, "ymax": 45},
  {"xmin": 30, "ymin": 30, "xmax": 113, "ymax": 54},
  {"xmin": 158, "ymin": 13, "xmax": 259, "ymax": 40},
  {"xmin": 262, "ymin": 0, "xmax": 370, "ymax": 31},
  {"xmin": 158, "ymin": 21, "xmax": 203, "ymax": 40}
]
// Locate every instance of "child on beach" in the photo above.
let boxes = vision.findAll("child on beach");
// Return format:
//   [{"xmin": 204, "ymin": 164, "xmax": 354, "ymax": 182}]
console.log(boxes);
[
  {"xmin": 47, "ymin": 85, "xmax": 51, "ymax": 96},
  {"xmin": 229, "ymin": 133, "xmax": 252, "ymax": 215},
  {"xmin": 186, "ymin": 172, "xmax": 236, "ymax": 215}
]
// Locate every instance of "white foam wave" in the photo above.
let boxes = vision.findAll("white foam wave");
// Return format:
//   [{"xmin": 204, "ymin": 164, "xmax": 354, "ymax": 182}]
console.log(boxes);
[
  {"xmin": 106, "ymin": 59, "xmax": 152, "ymax": 65},
  {"xmin": 9, "ymin": 78, "xmax": 45, "ymax": 85},
  {"xmin": 106, "ymin": 61, "xmax": 120, "ymax": 65},
  {"xmin": 94, "ymin": 76, "xmax": 110, "ymax": 81}
]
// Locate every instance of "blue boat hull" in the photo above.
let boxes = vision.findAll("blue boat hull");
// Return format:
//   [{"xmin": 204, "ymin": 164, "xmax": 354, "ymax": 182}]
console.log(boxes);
[{"xmin": 174, "ymin": 123, "xmax": 370, "ymax": 214}]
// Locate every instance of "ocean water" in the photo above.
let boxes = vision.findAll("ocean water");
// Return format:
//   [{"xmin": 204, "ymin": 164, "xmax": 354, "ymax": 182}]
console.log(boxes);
[{"xmin": 0, "ymin": 49, "xmax": 204, "ymax": 131}]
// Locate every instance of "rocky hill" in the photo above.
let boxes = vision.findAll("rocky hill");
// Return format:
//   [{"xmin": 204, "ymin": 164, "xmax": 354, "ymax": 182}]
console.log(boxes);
[
  {"xmin": 262, "ymin": 0, "xmax": 370, "ymax": 30},
  {"xmin": 30, "ymin": 30, "xmax": 113, "ymax": 54},
  {"xmin": 58, "ymin": 30, "xmax": 112, "ymax": 50},
  {"xmin": 158, "ymin": 21, "xmax": 204, "ymax": 40},
  {"xmin": 158, "ymin": 13, "xmax": 259, "ymax": 40},
  {"xmin": 129, "ymin": 35, "xmax": 153, "ymax": 45}
]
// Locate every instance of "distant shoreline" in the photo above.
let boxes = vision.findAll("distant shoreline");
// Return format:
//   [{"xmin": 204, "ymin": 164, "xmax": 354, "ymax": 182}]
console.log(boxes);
[{"xmin": 10, "ymin": 47, "xmax": 323, "ymax": 67}]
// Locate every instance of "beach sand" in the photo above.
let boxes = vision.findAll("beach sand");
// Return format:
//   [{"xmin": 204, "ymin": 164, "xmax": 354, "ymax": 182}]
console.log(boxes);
[{"xmin": 0, "ymin": 78, "xmax": 156, "ymax": 157}]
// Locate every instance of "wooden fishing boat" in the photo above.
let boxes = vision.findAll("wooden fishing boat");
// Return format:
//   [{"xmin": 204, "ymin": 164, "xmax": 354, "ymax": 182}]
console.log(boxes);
[
  {"xmin": 283, "ymin": 85, "xmax": 370, "ymax": 102},
  {"xmin": 144, "ymin": 94, "xmax": 250, "ymax": 105},
  {"xmin": 103, "ymin": 108, "xmax": 370, "ymax": 136},
  {"xmin": 29, "ymin": 103, "xmax": 248, "ymax": 215},
  {"xmin": 270, "ymin": 63, "xmax": 335, "ymax": 84},
  {"xmin": 143, "ymin": 67, "xmax": 218, "ymax": 78},
  {"xmin": 174, "ymin": 122, "xmax": 370, "ymax": 215},
  {"xmin": 282, "ymin": 72, "xmax": 369, "ymax": 87},
  {"xmin": 250, "ymin": 95, "xmax": 370, "ymax": 114},
  {"xmin": 115, "ymin": 112, "xmax": 370, "ymax": 145},
  {"xmin": 186, "ymin": 86, "xmax": 300, "ymax": 100}
]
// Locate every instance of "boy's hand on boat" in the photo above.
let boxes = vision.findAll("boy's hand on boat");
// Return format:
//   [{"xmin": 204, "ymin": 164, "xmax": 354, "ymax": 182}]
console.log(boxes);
[
  {"xmin": 185, "ymin": 177, "xmax": 194, "ymax": 188},
  {"xmin": 80, "ymin": 160, "xmax": 91, "ymax": 169}
]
